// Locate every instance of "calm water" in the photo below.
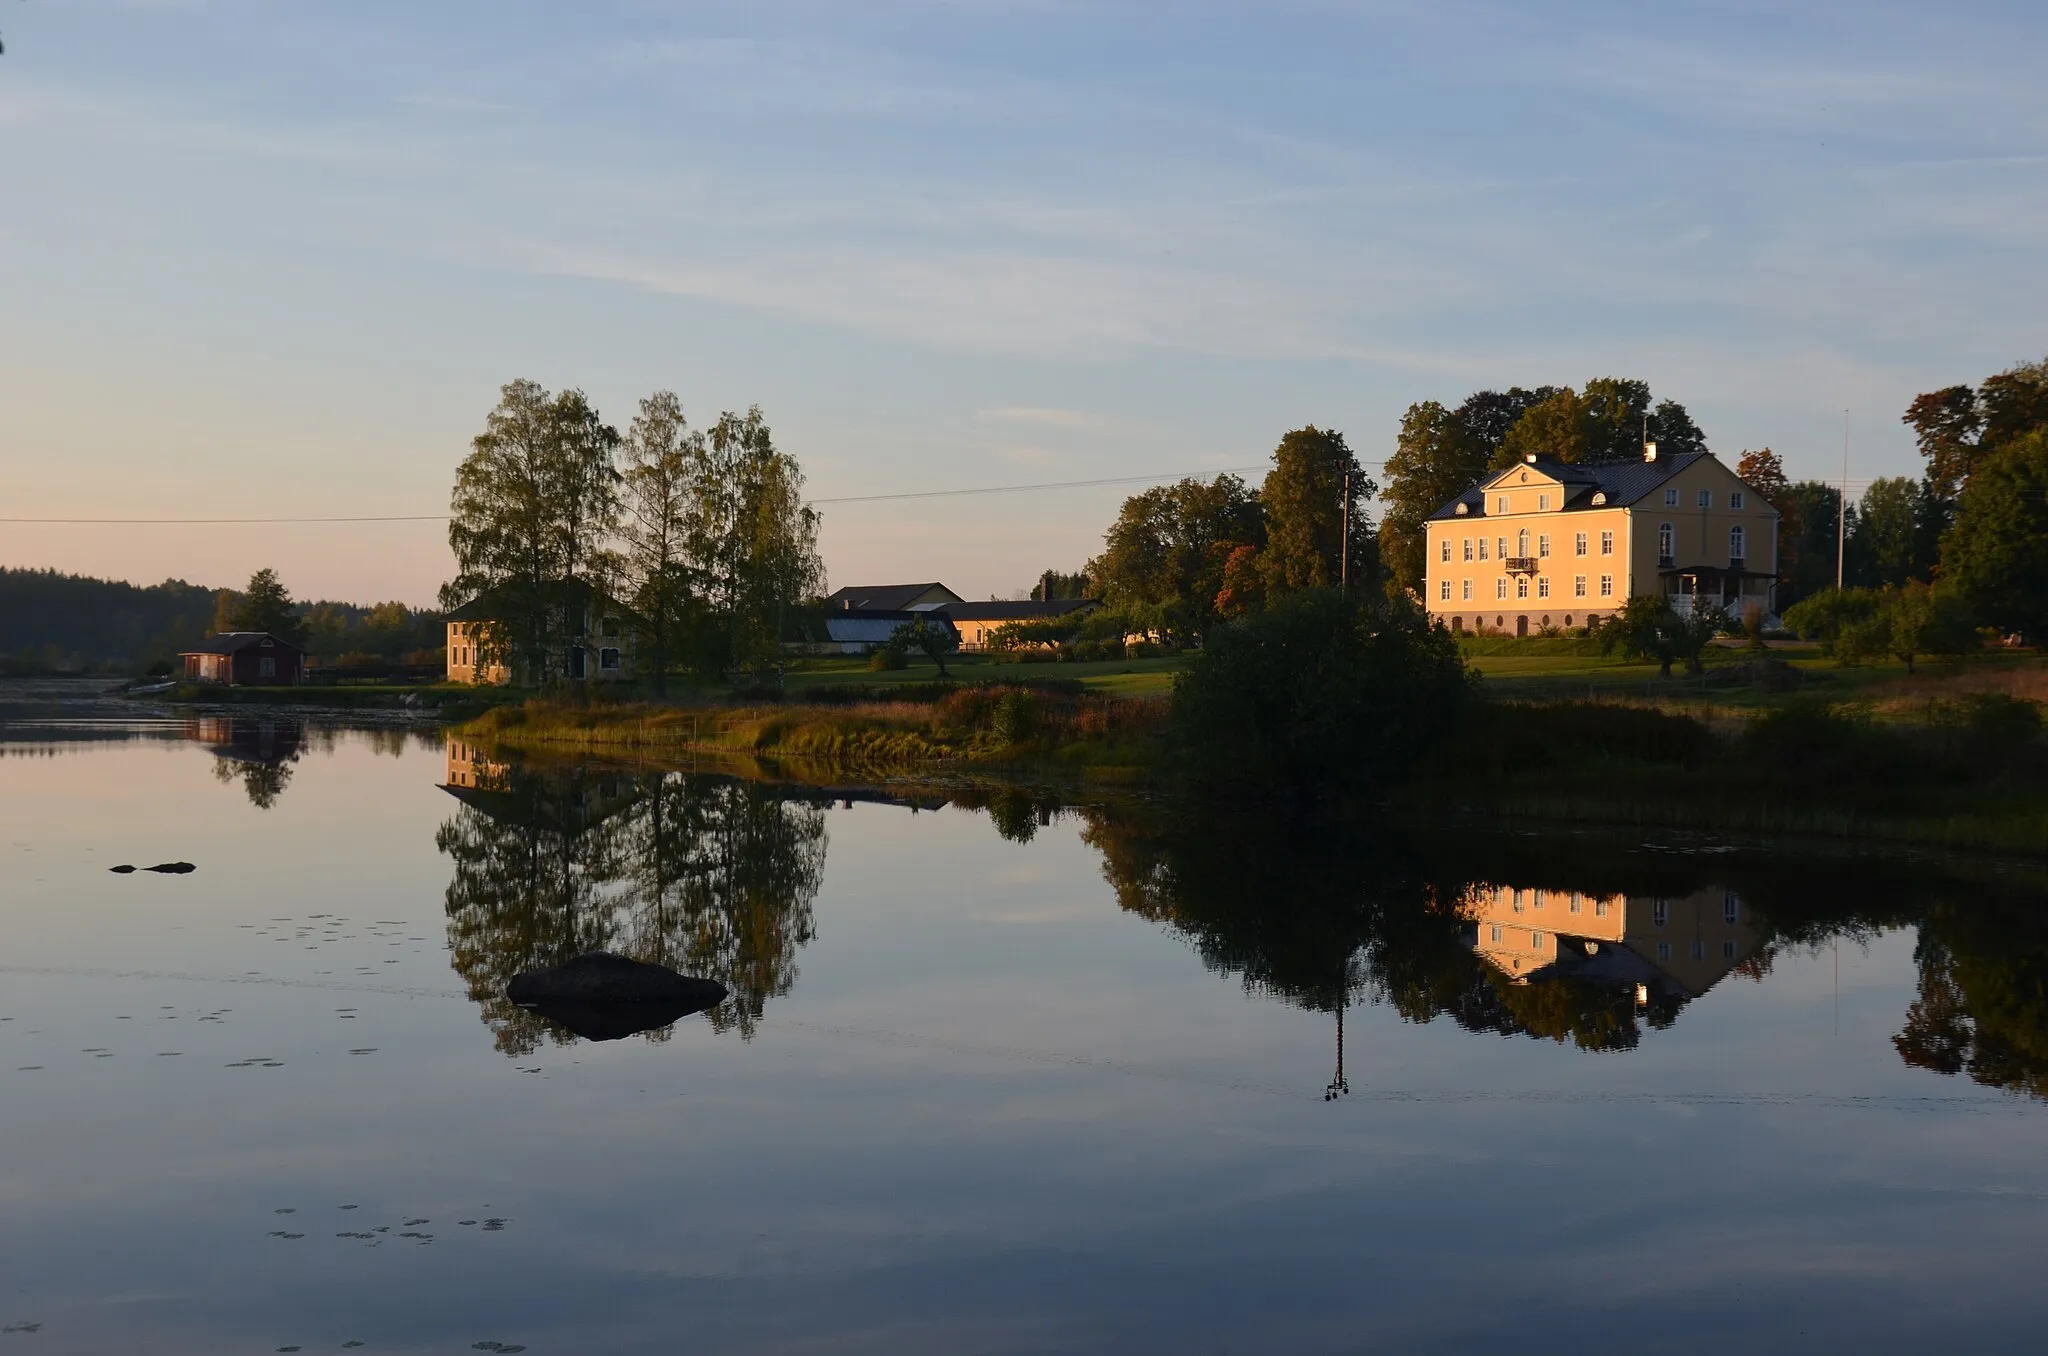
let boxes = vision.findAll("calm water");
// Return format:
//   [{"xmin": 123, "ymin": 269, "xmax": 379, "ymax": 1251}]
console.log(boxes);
[{"xmin": 5, "ymin": 682, "xmax": 2048, "ymax": 1353}]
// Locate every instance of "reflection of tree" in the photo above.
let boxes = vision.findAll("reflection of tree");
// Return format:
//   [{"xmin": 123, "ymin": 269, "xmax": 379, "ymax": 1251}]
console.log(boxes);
[
  {"xmin": 197, "ymin": 718, "xmax": 302, "ymax": 809},
  {"xmin": 437, "ymin": 764, "xmax": 824, "ymax": 1054},
  {"xmin": 1895, "ymin": 910, "xmax": 2048, "ymax": 1100}
]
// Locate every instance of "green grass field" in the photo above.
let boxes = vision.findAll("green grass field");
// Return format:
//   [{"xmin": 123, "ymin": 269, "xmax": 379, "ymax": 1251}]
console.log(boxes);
[{"xmin": 776, "ymin": 652, "xmax": 1186, "ymax": 697}]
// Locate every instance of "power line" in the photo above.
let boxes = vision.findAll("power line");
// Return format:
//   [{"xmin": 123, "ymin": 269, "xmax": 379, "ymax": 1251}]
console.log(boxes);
[{"xmin": 0, "ymin": 466, "xmax": 1269, "ymax": 524}]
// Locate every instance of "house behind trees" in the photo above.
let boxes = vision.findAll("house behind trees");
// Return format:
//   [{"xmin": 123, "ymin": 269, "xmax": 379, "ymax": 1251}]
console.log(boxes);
[
  {"xmin": 444, "ymin": 584, "xmax": 639, "ymax": 685},
  {"xmin": 179, "ymin": 632, "xmax": 306, "ymax": 686},
  {"xmin": 1424, "ymin": 448, "xmax": 1782, "ymax": 636}
]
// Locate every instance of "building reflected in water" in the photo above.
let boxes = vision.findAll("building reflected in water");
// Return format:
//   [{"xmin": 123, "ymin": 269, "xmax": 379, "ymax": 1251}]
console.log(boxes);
[{"xmin": 1460, "ymin": 882, "xmax": 1763, "ymax": 1008}]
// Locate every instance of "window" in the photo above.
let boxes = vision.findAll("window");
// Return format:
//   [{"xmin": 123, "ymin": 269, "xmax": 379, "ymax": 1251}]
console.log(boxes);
[
  {"xmin": 1515, "ymin": 889, "xmax": 1529, "ymax": 911},
  {"xmin": 1538, "ymin": 533, "xmax": 1550, "ymax": 558},
  {"xmin": 1657, "ymin": 942, "xmax": 1672, "ymax": 961},
  {"xmin": 1497, "ymin": 495, "xmax": 1510, "ymax": 514},
  {"xmin": 1690, "ymin": 940, "xmax": 1705, "ymax": 960},
  {"xmin": 1533, "ymin": 931, "xmax": 1547, "ymax": 948},
  {"xmin": 1658, "ymin": 523, "xmax": 1674, "ymax": 561},
  {"xmin": 1461, "ymin": 579, "xmax": 1473, "ymax": 600},
  {"xmin": 258, "ymin": 658, "xmax": 276, "ymax": 678},
  {"xmin": 1496, "ymin": 537, "xmax": 1507, "ymax": 558},
  {"xmin": 1537, "ymin": 577, "xmax": 1551, "ymax": 598},
  {"xmin": 1516, "ymin": 576, "xmax": 1529, "ymax": 599},
  {"xmin": 1439, "ymin": 580, "xmax": 1452, "ymax": 600},
  {"xmin": 1730, "ymin": 491, "xmax": 1746, "ymax": 510},
  {"xmin": 1533, "ymin": 891, "xmax": 1545, "ymax": 911},
  {"xmin": 1538, "ymin": 493, "xmax": 1550, "ymax": 511},
  {"xmin": 1491, "ymin": 925, "xmax": 1503, "ymax": 943},
  {"xmin": 1723, "ymin": 940, "xmax": 1738, "ymax": 958},
  {"xmin": 1574, "ymin": 575, "xmax": 1587, "ymax": 598},
  {"xmin": 1441, "ymin": 539, "xmax": 1452, "ymax": 563},
  {"xmin": 1595, "ymin": 898, "xmax": 1609, "ymax": 918},
  {"xmin": 1496, "ymin": 578, "xmax": 1508, "ymax": 600},
  {"xmin": 1600, "ymin": 530, "xmax": 1614, "ymax": 555},
  {"xmin": 1653, "ymin": 900, "xmax": 1669, "ymax": 927},
  {"xmin": 602, "ymin": 616, "xmax": 621, "ymax": 637},
  {"xmin": 1462, "ymin": 538, "xmax": 1474, "ymax": 561},
  {"xmin": 1477, "ymin": 538, "xmax": 1490, "ymax": 561},
  {"xmin": 1730, "ymin": 525, "xmax": 1746, "ymax": 560},
  {"xmin": 1517, "ymin": 529, "xmax": 1530, "ymax": 556},
  {"xmin": 1599, "ymin": 574, "xmax": 1614, "ymax": 596},
  {"xmin": 260, "ymin": 637, "xmax": 275, "ymax": 647},
  {"xmin": 1697, "ymin": 489, "xmax": 1712, "ymax": 509},
  {"xmin": 599, "ymin": 647, "xmax": 622, "ymax": 671},
  {"xmin": 1664, "ymin": 488, "xmax": 1679, "ymax": 506},
  {"xmin": 1575, "ymin": 532, "xmax": 1588, "ymax": 556},
  {"xmin": 1569, "ymin": 894, "xmax": 1583, "ymax": 914},
  {"xmin": 1724, "ymin": 891, "xmax": 1739, "ymax": 924}
]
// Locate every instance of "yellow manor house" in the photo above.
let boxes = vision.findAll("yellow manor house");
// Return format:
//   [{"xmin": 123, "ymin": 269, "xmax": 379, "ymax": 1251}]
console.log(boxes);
[{"xmin": 1425, "ymin": 446, "xmax": 1781, "ymax": 635}]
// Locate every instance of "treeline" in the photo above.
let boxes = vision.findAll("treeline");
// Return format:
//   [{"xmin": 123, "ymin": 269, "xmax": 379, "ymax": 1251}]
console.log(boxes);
[
  {"xmin": 444, "ymin": 381, "xmax": 822, "ymax": 692},
  {"xmin": 0, "ymin": 565, "xmax": 442, "ymax": 674}
]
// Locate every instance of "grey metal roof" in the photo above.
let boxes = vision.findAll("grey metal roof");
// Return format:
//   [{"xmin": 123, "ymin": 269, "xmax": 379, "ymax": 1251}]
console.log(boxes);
[
  {"xmin": 180, "ymin": 631, "xmax": 301, "ymax": 656},
  {"xmin": 826, "ymin": 582, "xmax": 962, "ymax": 612},
  {"xmin": 1427, "ymin": 452, "xmax": 1713, "ymax": 521},
  {"xmin": 824, "ymin": 611, "xmax": 960, "ymax": 644}
]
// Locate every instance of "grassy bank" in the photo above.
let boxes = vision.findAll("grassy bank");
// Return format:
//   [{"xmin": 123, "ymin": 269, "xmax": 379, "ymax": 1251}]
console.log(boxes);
[
  {"xmin": 456, "ymin": 684, "xmax": 1169, "ymax": 782},
  {"xmin": 153, "ymin": 681, "xmax": 524, "ymax": 720}
]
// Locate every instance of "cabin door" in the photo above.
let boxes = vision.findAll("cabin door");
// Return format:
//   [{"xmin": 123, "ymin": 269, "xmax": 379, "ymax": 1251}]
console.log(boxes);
[{"xmin": 569, "ymin": 646, "xmax": 587, "ymax": 679}]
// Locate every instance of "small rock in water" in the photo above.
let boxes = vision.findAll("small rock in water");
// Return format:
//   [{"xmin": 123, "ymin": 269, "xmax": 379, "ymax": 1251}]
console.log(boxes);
[
  {"xmin": 108, "ymin": 864, "xmax": 136, "ymax": 874},
  {"xmin": 144, "ymin": 862, "xmax": 196, "ymax": 874},
  {"xmin": 507, "ymin": 952, "xmax": 726, "ymax": 1041}
]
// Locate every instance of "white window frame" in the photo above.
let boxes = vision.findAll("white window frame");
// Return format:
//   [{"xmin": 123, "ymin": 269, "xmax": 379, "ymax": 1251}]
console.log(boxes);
[
  {"xmin": 1477, "ymin": 539, "xmax": 1490, "ymax": 561},
  {"xmin": 1537, "ymin": 577, "xmax": 1551, "ymax": 598},
  {"xmin": 1600, "ymin": 530, "xmax": 1614, "ymax": 555},
  {"xmin": 1441, "ymin": 539, "xmax": 1452, "ymax": 563},
  {"xmin": 1658, "ymin": 522, "xmax": 1674, "ymax": 559},
  {"xmin": 1462, "ymin": 538, "xmax": 1474, "ymax": 561},
  {"xmin": 1730, "ymin": 491, "xmax": 1745, "ymax": 509},
  {"xmin": 1515, "ymin": 576, "xmax": 1529, "ymax": 599},
  {"xmin": 1599, "ymin": 574, "xmax": 1614, "ymax": 597},
  {"xmin": 1497, "ymin": 495, "xmax": 1510, "ymax": 514},
  {"xmin": 1496, "ymin": 578, "xmax": 1508, "ymax": 600},
  {"xmin": 1538, "ymin": 493, "xmax": 1550, "ymax": 511},
  {"xmin": 1574, "ymin": 575, "xmax": 1587, "ymax": 598},
  {"xmin": 1575, "ymin": 532, "xmax": 1587, "ymax": 556},
  {"xmin": 1730, "ymin": 525, "xmax": 1746, "ymax": 559},
  {"xmin": 1439, "ymin": 580, "xmax": 1451, "ymax": 600},
  {"xmin": 1517, "ymin": 529, "xmax": 1530, "ymax": 556},
  {"xmin": 1461, "ymin": 579, "xmax": 1472, "ymax": 600},
  {"xmin": 1537, "ymin": 533, "xmax": 1550, "ymax": 558}
]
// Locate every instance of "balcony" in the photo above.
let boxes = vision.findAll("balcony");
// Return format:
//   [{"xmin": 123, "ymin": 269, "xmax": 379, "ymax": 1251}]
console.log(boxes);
[{"xmin": 1504, "ymin": 556, "xmax": 1539, "ymax": 575}]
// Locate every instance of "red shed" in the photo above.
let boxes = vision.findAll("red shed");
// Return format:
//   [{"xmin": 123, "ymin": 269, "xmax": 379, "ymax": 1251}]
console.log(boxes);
[{"xmin": 180, "ymin": 632, "xmax": 307, "ymax": 686}]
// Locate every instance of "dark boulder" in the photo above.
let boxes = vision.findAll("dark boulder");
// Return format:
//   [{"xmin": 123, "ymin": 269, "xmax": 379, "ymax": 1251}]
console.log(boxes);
[
  {"xmin": 145, "ymin": 862, "xmax": 196, "ymax": 874},
  {"xmin": 507, "ymin": 953, "xmax": 726, "ymax": 1041},
  {"xmin": 108, "ymin": 864, "xmax": 136, "ymax": 874}
]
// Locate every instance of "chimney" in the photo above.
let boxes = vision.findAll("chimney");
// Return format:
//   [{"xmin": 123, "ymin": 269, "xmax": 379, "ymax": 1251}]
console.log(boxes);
[
  {"xmin": 1524, "ymin": 453, "xmax": 1538, "ymax": 464},
  {"xmin": 1643, "ymin": 440, "xmax": 1659, "ymax": 463}
]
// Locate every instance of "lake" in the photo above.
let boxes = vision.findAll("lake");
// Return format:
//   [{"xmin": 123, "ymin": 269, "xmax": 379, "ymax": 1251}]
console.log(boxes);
[{"xmin": 5, "ymin": 681, "xmax": 2048, "ymax": 1354}]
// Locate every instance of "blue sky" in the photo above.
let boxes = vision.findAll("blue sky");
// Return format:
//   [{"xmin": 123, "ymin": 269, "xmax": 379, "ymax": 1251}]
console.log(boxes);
[{"xmin": 2, "ymin": 0, "xmax": 2043, "ymax": 604}]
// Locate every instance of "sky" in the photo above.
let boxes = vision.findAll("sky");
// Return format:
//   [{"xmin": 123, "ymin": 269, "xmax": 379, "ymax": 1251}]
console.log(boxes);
[{"xmin": 1, "ymin": 0, "xmax": 2043, "ymax": 606}]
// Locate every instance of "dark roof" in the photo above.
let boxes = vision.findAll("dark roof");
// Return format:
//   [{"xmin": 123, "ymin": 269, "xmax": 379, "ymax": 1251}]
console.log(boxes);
[
  {"xmin": 180, "ymin": 631, "xmax": 302, "ymax": 656},
  {"xmin": 827, "ymin": 582, "xmax": 961, "ymax": 612},
  {"xmin": 936, "ymin": 599, "xmax": 1100, "ymax": 622},
  {"xmin": 1428, "ymin": 452, "xmax": 1713, "ymax": 521},
  {"xmin": 444, "ymin": 581, "xmax": 640, "ymax": 623}
]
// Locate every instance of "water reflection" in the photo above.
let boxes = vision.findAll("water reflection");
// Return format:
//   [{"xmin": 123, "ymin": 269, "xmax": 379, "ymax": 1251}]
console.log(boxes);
[
  {"xmin": 436, "ymin": 742, "xmax": 826, "ymax": 1053},
  {"xmin": 194, "ymin": 715, "xmax": 303, "ymax": 808}
]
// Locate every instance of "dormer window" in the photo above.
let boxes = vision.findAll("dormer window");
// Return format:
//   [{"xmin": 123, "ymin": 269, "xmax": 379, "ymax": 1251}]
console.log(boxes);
[
  {"xmin": 260, "ymin": 638, "xmax": 275, "ymax": 647},
  {"xmin": 1590, "ymin": 491, "xmax": 1607, "ymax": 506},
  {"xmin": 1496, "ymin": 495, "xmax": 1510, "ymax": 514},
  {"xmin": 1537, "ymin": 493, "xmax": 1550, "ymax": 511},
  {"xmin": 1454, "ymin": 501, "xmax": 1469, "ymax": 516}
]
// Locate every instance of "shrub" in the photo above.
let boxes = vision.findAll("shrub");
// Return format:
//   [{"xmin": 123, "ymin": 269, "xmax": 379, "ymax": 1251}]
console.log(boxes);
[
  {"xmin": 1167, "ymin": 589, "xmax": 1471, "ymax": 795},
  {"xmin": 992, "ymin": 690, "xmax": 1040, "ymax": 744},
  {"xmin": 867, "ymin": 645, "xmax": 907, "ymax": 671}
]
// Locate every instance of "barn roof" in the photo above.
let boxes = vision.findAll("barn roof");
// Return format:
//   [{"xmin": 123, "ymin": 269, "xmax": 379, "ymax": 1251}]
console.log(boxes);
[{"xmin": 180, "ymin": 631, "xmax": 302, "ymax": 656}]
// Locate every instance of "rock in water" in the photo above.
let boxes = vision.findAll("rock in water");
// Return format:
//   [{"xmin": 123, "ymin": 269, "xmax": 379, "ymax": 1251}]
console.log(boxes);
[
  {"xmin": 108, "ymin": 864, "xmax": 137, "ymax": 874},
  {"xmin": 507, "ymin": 953, "xmax": 727, "ymax": 1042},
  {"xmin": 144, "ymin": 862, "xmax": 196, "ymax": 874}
]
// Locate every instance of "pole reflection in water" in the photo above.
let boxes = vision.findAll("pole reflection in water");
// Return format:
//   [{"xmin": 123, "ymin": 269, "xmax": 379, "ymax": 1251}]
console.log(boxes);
[{"xmin": 436, "ymin": 739, "xmax": 825, "ymax": 1053}]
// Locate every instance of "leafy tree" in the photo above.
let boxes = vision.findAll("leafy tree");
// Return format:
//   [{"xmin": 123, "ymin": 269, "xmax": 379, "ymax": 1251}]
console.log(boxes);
[
  {"xmin": 443, "ymin": 380, "xmax": 621, "ymax": 684},
  {"xmin": 216, "ymin": 568, "xmax": 307, "ymax": 646},
  {"xmin": 1781, "ymin": 587, "xmax": 1887, "ymax": 662},
  {"xmin": 1029, "ymin": 570, "xmax": 1092, "ymax": 601},
  {"xmin": 1848, "ymin": 476, "xmax": 1930, "ymax": 588},
  {"xmin": 1980, "ymin": 359, "xmax": 2048, "ymax": 450},
  {"xmin": 1779, "ymin": 480, "xmax": 1850, "ymax": 607},
  {"xmin": 1885, "ymin": 581, "xmax": 1976, "ymax": 674},
  {"xmin": 1086, "ymin": 474, "xmax": 1263, "ymax": 644},
  {"xmin": 1493, "ymin": 380, "xmax": 1704, "ymax": 469},
  {"xmin": 1598, "ymin": 594, "xmax": 1682, "ymax": 677},
  {"xmin": 1938, "ymin": 427, "xmax": 2048, "ymax": 638},
  {"xmin": 690, "ymin": 407, "xmax": 825, "ymax": 681},
  {"xmin": 1379, "ymin": 400, "xmax": 1488, "ymax": 597},
  {"xmin": 1496, "ymin": 388, "xmax": 1593, "ymax": 467},
  {"xmin": 1904, "ymin": 385, "xmax": 1985, "ymax": 503},
  {"xmin": 618, "ymin": 391, "xmax": 703, "ymax": 696},
  {"xmin": 1168, "ymin": 590, "xmax": 1469, "ymax": 794},
  {"xmin": 1258, "ymin": 428, "xmax": 1375, "ymax": 597},
  {"xmin": 1213, "ymin": 543, "xmax": 1266, "ymax": 619},
  {"xmin": 889, "ymin": 616, "xmax": 959, "ymax": 676},
  {"xmin": 1735, "ymin": 447, "xmax": 1790, "ymax": 505}
]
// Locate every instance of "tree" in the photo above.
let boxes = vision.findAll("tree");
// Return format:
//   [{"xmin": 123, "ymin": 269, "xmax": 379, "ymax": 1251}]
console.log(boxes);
[
  {"xmin": 1213, "ymin": 543, "xmax": 1266, "ymax": 619},
  {"xmin": 690, "ymin": 408, "xmax": 824, "ymax": 681},
  {"xmin": 1779, "ymin": 480, "xmax": 1850, "ymax": 608},
  {"xmin": 1259, "ymin": 427, "xmax": 1375, "ymax": 597},
  {"xmin": 1939, "ymin": 427, "xmax": 2048, "ymax": 638},
  {"xmin": 1168, "ymin": 590, "xmax": 1469, "ymax": 795},
  {"xmin": 1849, "ymin": 476, "xmax": 1929, "ymax": 588},
  {"xmin": 1980, "ymin": 358, "xmax": 2048, "ymax": 450},
  {"xmin": 618, "ymin": 391, "xmax": 702, "ymax": 696},
  {"xmin": 1598, "ymin": 594, "xmax": 1681, "ymax": 677},
  {"xmin": 1735, "ymin": 447, "xmax": 1789, "ymax": 505},
  {"xmin": 216, "ymin": 568, "xmax": 307, "ymax": 646},
  {"xmin": 1086, "ymin": 475, "xmax": 1263, "ymax": 644},
  {"xmin": 1379, "ymin": 400, "xmax": 1488, "ymax": 596},
  {"xmin": 1885, "ymin": 581, "xmax": 1976, "ymax": 674},
  {"xmin": 1496, "ymin": 388, "xmax": 1592, "ymax": 467},
  {"xmin": 443, "ymin": 380, "xmax": 621, "ymax": 684},
  {"xmin": 1904, "ymin": 385, "xmax": 1985, "ymax": 503},
  {"xmin": 890, "ymin": 616, "xmax": 959, "ymax": 677},
  {"xmin": 1030, "ymin": 570, "xmax": 1091, "ymax": 601},
  {"xmin": 1781, "ymin": 586, "xmax": 1888, "ymax": 663}
]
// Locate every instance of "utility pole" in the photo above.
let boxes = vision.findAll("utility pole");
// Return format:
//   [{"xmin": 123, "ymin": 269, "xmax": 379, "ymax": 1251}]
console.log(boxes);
[
  {"xmin": 1340, "ymin": 468, "xmax": 1351, "ymax": 594},
  {"xmin": 1836, "ymin": 409, "xmax": 1849, "ymax": 592}
]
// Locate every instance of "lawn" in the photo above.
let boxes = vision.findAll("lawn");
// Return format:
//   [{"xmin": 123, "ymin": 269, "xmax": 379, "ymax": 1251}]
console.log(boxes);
[{"xmin": 777, "ymin": 652, "xmax": 1186, "ymax": 697}]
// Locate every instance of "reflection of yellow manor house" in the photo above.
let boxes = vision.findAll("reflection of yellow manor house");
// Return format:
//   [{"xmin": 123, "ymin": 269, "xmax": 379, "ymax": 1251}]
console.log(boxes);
[
  {"xmin": 444, "ymin": 739, "xmax": 511, "ymax": 791},
  {"xmin": 1459, "ymin": 883, "xmax": 1762, "ymax": 1002},
  {"xmin": 1425, "ymin": 448, "xmax": 1782, "ymax": 636}
]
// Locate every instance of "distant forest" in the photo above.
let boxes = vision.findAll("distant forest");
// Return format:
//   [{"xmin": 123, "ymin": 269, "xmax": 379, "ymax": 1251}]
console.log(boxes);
[{"xmin": 0, "ymin": 567, "xmax": 443, "ymax": 674}]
